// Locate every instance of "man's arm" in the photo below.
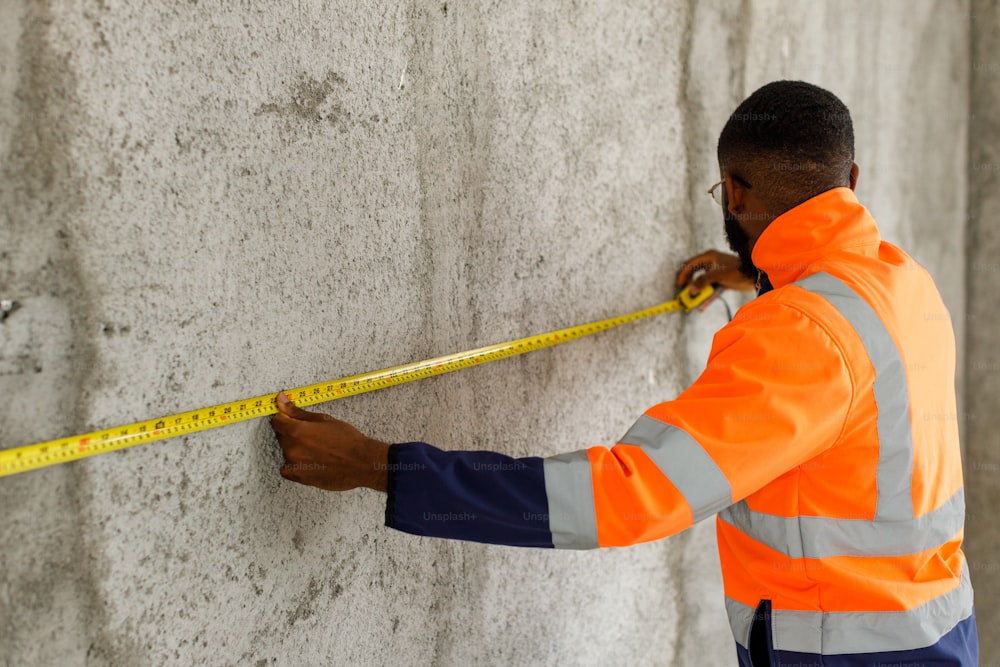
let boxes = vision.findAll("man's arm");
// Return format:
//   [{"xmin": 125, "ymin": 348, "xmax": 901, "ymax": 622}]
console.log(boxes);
[
  {"xmin": 272, "ymin": 299, "xmax": 853, "ymax": 550},
  {"xmin": 271, "ymin": 395, "xmax": 558, "ymax": 546}
]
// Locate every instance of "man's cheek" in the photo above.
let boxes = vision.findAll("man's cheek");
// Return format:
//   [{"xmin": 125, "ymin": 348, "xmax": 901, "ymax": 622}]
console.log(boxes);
[{"xmin": 724, "ymin": 215, "xmax": 747, "ymax": 252}]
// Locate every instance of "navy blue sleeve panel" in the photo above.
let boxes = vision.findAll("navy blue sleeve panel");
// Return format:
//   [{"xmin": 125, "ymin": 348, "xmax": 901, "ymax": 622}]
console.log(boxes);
[{"xmin": 384, "ymin": 442, "xmax": 555, "ymax": 548}]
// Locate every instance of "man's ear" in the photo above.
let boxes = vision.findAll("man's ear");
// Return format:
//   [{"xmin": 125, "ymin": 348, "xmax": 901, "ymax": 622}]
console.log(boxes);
[
  {"xmin": 724, "ymin": 173, "xmax": 747, "ymax": 213},
  {"xmin": 849, "ymin": 163, "xmax": 859, "ymax": 191}
]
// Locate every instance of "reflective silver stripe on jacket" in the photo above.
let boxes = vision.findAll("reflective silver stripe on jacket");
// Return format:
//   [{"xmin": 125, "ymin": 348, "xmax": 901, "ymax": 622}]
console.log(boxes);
[
  {"xmin": 543, "ymin": 450, "xmax": 599, "ymax": 549},
  {"xmin": 617, "ymin": 415, "xmax": 733, "ymax": 522},
  {"xmin": 725, "ymin": 561, "xmax": 975, "ymax": 654},
  {"xmin": 720, "ymin": 487, "xmax": 964, "ymax": 558},
  {"xmin": 542, "ymin": 417, "xmax": 732, "ymax": 549},
  {"xmin": 794, "ymin": 271, "xmax": 914, "ymax": 520},
  {"xmin": 717, "ymin": 271, "xmax": 964, "ymax": 559}
]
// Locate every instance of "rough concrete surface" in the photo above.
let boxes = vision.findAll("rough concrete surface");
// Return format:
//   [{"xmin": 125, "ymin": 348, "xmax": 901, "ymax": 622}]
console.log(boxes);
[
  {"xmin": 0, "ymin": 1, "xmax": 980, "ymax": 665},
  {"xmin": 966, "ymin": 0, "xmax": 1000, "ymax": 661}
]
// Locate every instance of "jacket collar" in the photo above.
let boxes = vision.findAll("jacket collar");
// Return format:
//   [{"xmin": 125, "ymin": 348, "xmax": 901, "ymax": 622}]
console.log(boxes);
[{"xmin": 751, "ymin": 187, "xmax": 881, "ymax": 290}]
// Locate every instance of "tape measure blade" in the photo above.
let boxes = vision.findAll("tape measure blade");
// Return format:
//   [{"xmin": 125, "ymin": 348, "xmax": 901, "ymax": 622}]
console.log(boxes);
[
  {"xmin": 0, "ymin": 294, "xmax": 694, "ymax": 478},
  {"xmin": 0, "ymin": 395, "xmax": 277, "ymax": 477},
  {"xmin": 181, "ymin": 298, "xmax": 681, "ymax": 413}
]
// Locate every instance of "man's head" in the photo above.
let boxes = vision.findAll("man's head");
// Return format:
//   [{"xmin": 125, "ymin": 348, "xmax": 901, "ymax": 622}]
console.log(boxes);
[{"xmin": 717, "ymin": 80, "xmax": 859, "ymax": 280}]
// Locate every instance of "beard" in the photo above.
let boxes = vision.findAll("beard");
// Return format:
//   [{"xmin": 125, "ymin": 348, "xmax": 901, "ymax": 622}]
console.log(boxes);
[{"xmin": 723, "ymin": 204, "xmax": 759, "ymax": 282}]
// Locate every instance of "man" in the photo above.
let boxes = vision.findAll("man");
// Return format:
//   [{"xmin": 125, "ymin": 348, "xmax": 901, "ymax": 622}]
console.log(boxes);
[{"xmin": 271, "ymin": 81, "xmax": 978, "ymax": 666}]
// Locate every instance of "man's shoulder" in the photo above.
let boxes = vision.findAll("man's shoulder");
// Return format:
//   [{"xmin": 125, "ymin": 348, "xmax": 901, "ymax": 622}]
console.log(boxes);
[
  {"xmin": 721, "ymin": 287, "xmax": 842, "ymax": 344},
  {"xmin": 731, "ymin": 283, "xmax": 823, "ymax": 320},
  {"xmin": 719, "ymin": 279, "xmax": 861, "ymax": 358}
]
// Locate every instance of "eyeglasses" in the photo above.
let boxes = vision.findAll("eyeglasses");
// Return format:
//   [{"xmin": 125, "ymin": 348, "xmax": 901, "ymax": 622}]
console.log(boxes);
[{"xmin": 707, "ymin": 175, "xmax": 752, "ymax": 207}]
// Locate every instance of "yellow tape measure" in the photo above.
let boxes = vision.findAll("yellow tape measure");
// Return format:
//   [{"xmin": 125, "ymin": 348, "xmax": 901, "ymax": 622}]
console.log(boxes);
[{"xmin": 0, "ymin": 285, "xmax": 718, "ymax": 478}]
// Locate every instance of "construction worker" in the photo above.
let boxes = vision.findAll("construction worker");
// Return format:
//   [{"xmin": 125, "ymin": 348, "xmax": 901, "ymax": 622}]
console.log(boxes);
[{"xmin": 271, "ymin": 81, "xmax": 978, "ymax": 666}]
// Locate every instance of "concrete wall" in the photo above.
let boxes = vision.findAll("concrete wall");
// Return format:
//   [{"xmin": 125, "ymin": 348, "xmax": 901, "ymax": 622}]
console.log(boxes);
[
  {"xmin": 0, "ymin": 2, "xmax": 975, "ymax": 665},
  {"xmin": 966, "ymin": 0, "xmax": 1000, "ymax": 661}
]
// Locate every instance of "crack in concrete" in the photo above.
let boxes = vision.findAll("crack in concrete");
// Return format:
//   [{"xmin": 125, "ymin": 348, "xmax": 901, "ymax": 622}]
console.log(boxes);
[
  {"xmin": 669, "ymin": 7, "xmax": 697, "ymax": 662},
  {"xmin": 0, "ymin": 2, "xmax": 132, "ymax": 664},
  {"xmin": 731, "ymin": 0, "xmax": 752, "ymax": 101}
]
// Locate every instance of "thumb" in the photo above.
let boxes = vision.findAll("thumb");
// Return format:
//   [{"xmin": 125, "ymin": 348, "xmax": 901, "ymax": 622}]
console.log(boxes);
[
  {"xmin": 275, "ymin": 392, "xmax": 330, "ymax": 422},
  {"xmin": 688, "ymin": 274, "xmax": 707, "ymax": 295}
]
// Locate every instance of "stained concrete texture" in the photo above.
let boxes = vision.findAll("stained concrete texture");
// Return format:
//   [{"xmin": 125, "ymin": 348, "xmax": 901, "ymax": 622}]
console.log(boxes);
[
  {"xmin": 965, "ymin": 0, "xmax": 1000, "ymax": 660},
  {"xmin": 0, "ymin": 1, "xmax": 977, "ymax": 665}
]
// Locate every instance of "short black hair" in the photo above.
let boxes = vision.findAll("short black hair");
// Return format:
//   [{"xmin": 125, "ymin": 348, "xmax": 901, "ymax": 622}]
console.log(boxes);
[{"xmin": 717, "ymin": 80, "xmax": 855, "ymax": 212}]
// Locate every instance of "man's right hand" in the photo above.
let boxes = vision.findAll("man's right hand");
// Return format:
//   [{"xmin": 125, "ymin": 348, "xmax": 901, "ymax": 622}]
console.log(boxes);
[{"xmin": 675, "ymin": 249, "xmax": 756, "ymax": 295}]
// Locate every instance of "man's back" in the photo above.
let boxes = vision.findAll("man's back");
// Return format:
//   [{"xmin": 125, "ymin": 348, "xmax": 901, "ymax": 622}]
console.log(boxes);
[{"xmin": 705, "ymin": 187, "xmax": 974, "ymax": 663}]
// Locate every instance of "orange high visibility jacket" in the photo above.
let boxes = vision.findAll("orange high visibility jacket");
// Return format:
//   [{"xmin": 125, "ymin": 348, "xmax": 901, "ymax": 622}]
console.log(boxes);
[
  {"xmin": 541, "ymin": 187, "xmax": 973, "ymax": 655},
  {"xmin": 386, "ymin": 187, "xmax": 975, "ymax": 659}
]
